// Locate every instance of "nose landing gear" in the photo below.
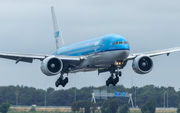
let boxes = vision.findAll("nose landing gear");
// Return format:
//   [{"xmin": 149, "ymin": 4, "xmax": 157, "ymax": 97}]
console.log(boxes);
[
  {"xmin": 106, "ymin": 71, "xmax": 121, "ymax": 86},
  {"xmin": 106, "ymin": 63, "xmax": 123, "ymax": 86}
]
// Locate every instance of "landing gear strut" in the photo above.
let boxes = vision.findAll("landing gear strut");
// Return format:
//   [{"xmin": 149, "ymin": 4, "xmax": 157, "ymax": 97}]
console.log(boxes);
[
  {"xmin": 106, "ymin": 64, "xmax": 122, "ymax": 86},
  {"xmin": 55, "ymin": 74, "xmax": 69, "ymax": 87}
]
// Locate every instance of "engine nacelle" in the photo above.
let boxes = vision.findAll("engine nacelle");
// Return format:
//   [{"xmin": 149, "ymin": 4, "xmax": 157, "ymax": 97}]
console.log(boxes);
[
  {"xmin": 132, "ymin": 55, "xmax": 153, "ymax": 74},
  {"xmin": 40, "ymin": 56, "xmax": 63, "ymax": 76}
]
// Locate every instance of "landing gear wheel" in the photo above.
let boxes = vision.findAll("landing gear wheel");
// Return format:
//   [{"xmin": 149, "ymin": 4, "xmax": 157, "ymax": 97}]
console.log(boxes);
[
  {"xmin": 55, "ymin": 77, "xmax": 62, "ymax": 87},
  {"xmin": 106, "ymin": 71, "xmax": 122, "ymax": 86},
  {"xmin": 119, "ymin": 71, "xmax": 122, "ymax": 77},
  {"xmin": 64, "ymin": 77, "xmax": 69, "ymax": 84},
  {"xmin": 55, "ymin": 76, "xmax": 69, "ymax": 87},
  {"xmin": 106, "ymin": 76, "xmax": 113, "ymax": 86},
  {"xmin": 55, "ymin": 81, "xmax": 59, "ymax": 87},
  {"xmin": 116, "ymin": 71, "xmax": 122, "ymax": 77},
  {"xmin": 112, "ymin": 81, "xmax": 116, "ymax": 86},
  {"xmin": 115, "ymin": 72, "xmax": 118, "ymax": 76},
  {"xmin": 106, "ymin": 80, "xmax": 110, "ymax": 86},
  {"xmin": 62, "ymin": 77, "xmax": 69, "ymax": 87},
  {"xmin": 62, "ymin": 81, "xmax": 66, "ymax": 87},
  {"xmin": 115, "ymin": 76, "xmax": 119, "ymax": 83}
]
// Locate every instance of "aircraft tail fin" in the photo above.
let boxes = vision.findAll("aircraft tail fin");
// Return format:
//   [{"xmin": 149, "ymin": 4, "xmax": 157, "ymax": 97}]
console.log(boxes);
[{"xmin": 51, "ymin": 6, "xmax": 65, "ymax": 49}]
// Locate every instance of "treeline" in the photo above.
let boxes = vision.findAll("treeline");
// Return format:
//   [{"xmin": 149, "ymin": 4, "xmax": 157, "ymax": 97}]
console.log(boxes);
[{"xmin": 0, "ymin": 85, "xmax": 179, "ymax": 107}]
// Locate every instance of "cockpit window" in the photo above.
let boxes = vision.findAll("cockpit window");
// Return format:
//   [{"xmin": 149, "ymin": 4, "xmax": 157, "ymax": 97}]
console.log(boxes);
[{"xmin": 113, "ymin": 41, "xmax": 129, "ymax": 45}]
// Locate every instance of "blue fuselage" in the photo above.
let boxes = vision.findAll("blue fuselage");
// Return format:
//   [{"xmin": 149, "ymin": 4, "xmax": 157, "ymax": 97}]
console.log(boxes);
[{"xmin": 54, "ymin": 34, "xmax": 130, "ymax": 56}]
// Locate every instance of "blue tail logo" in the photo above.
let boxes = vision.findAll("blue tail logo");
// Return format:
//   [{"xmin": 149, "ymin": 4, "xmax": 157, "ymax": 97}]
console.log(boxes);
[{"xmin": 55, "ymin": 31, "xmax": 59, "ymax": 38}]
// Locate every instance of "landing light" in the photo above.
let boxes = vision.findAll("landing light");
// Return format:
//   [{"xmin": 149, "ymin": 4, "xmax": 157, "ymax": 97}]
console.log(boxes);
[
  {"xmin": 115, "ymin": 61, "xmax": 124, "ymax": 66},
  {"xmin": 116, "ymin": 62, "xmax": 119, "ymax": 65},
  {"xmin": 80, "ymin": 56, "xmax": 84, "ymax": 60}
]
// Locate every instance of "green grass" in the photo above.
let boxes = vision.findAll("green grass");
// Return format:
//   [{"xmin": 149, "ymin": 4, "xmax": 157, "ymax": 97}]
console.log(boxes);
[
  {"xmin": 7, "ymin": 111, "xmax": 177, "ymax": 113},
  {"xmin": 7, "ymin": 108, "xmax": 177, "ymax": 113}
]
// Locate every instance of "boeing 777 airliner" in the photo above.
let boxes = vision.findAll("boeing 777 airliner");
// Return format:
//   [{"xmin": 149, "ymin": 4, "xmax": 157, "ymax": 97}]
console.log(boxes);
[{"xmin": 1, "ymin": 6, "xmax": 180, "ymax": 87}]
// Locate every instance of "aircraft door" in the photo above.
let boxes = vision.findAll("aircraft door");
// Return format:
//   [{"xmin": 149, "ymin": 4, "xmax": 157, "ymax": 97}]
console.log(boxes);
[{"xmin": 101, "ymin": 40, "xmax": 106, "ymax": 52}]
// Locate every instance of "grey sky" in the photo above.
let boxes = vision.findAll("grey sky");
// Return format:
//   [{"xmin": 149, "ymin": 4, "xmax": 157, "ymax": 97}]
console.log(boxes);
[{"xmin": 0, "ymin": 0, "xmax": 180, "ymax": 90}]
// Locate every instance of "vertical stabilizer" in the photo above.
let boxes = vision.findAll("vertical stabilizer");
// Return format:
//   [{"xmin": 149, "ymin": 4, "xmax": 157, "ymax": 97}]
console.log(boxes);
[{"xmin": 51, "ymin": 6, "xmax": 65, "ymax": 49}]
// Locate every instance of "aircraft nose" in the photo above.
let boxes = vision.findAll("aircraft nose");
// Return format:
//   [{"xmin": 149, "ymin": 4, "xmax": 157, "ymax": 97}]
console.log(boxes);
[
  {"xmin": 112, "ymin": 50, "xmax": 130, "ymax": 60},
  {"xmin": 120, "ymin": 50, "xmax": 130, "ymax": 59},
  {"xmin": 124, "ymin": 44, "xmax": 130, "ymax": 50}
]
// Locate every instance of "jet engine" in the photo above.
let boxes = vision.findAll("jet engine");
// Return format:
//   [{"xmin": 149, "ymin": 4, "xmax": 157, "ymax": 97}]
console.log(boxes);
[
  {"xmin": 40, "ymin": 56, "xmax": 63, "ymax": 76},
  {"xmin": 132, "ymin": 55, "xmax": 153, "ymax": 74}
]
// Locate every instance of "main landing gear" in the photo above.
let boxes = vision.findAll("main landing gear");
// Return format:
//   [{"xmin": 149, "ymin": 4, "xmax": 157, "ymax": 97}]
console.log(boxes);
[
  {"xmin": 55, "ymin": 74, "xmax": 69, "ymax": 87},
  {"xmin": 106, "ymin": 71, "xmax": 121, "ymax": 86}
]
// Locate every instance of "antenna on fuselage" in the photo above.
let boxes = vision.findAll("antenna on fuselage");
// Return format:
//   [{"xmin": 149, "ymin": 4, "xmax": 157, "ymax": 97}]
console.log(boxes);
[{"xmin": 51, "ymin": 6, "xmax": 65, "ymax": 49}]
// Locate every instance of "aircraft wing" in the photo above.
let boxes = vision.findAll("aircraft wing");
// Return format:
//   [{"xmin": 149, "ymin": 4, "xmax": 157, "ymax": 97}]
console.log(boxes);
[
  {"xmin": 0, "ymin": 51, "xmax": 81, "ymax": 64},
  {"xmin": 127, "ymin": 47, "xmax": 180, "ymax": 60}
]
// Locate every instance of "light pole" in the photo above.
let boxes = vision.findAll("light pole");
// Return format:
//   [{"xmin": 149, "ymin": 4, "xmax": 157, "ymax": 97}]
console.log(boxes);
[
  {"xmin": 16, "ymin": 85, "xmax": 18, "ymax": 106},
  {"xmin": 74, "ymin": 83, "xmax": 76, "ymax": 102},
  {"xmin": 167, "ymin": 84, "xmax": 168, "ymax": 108},
  {"xmin": 164, "ymin": 91, "xmax": 167, "ymax": 113},
  {"xmin": 135, "ymin": 84, "xmax": 136, "ymax": 107},
  {"xmin": 45, "ymin": 83, "xmax": 46, "ymax": 107}
]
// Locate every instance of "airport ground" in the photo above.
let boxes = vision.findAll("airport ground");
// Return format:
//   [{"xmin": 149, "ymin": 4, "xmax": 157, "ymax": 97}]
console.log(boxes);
[{"xmin": 8, "ymin": 107, "xmax": 177, "ymax": 113}]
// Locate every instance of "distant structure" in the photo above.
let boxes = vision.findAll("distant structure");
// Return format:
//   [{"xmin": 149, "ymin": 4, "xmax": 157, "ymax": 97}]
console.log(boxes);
[{"xmin": 91, "ymin": 90, "xmax": 134, "ymax": 108}]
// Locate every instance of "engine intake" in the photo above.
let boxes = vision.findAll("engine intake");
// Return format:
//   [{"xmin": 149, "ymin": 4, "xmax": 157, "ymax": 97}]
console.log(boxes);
[
  {"xmin": 132, "ymin": 55, "xmax": 153, "ymax": 74},
  {"xmin": 41, "ymin": 56, "xmax": 63, "ymax": 76}
]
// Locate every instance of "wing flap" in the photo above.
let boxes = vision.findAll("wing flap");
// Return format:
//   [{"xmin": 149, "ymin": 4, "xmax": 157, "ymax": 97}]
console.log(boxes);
[
  {"xmin": 0, "ymin": 51, "xmax": 47, "ymax": 63},
  {"xmin": 0, "ymin": 55, "xmax": 33, "ymax": 63},
  {"xmin": 0, "ymin": 51, "xmax": 82, "ymax": 66}
]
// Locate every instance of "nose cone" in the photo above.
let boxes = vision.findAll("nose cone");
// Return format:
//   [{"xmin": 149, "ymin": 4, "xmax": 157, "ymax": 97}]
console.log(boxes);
[
  {"xmin": 112, "ymin": 50, "xmax": 130, "ymax": 60},
  {"xmin": 119, "ymin": 50, "xmax": 130, "ymax": 60}
]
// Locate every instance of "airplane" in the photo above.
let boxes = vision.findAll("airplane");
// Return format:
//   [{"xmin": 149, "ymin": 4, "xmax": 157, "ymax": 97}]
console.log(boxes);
[{"xmin": 1, "ymin": 6, "xmax": 180, "ymax": 87}]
